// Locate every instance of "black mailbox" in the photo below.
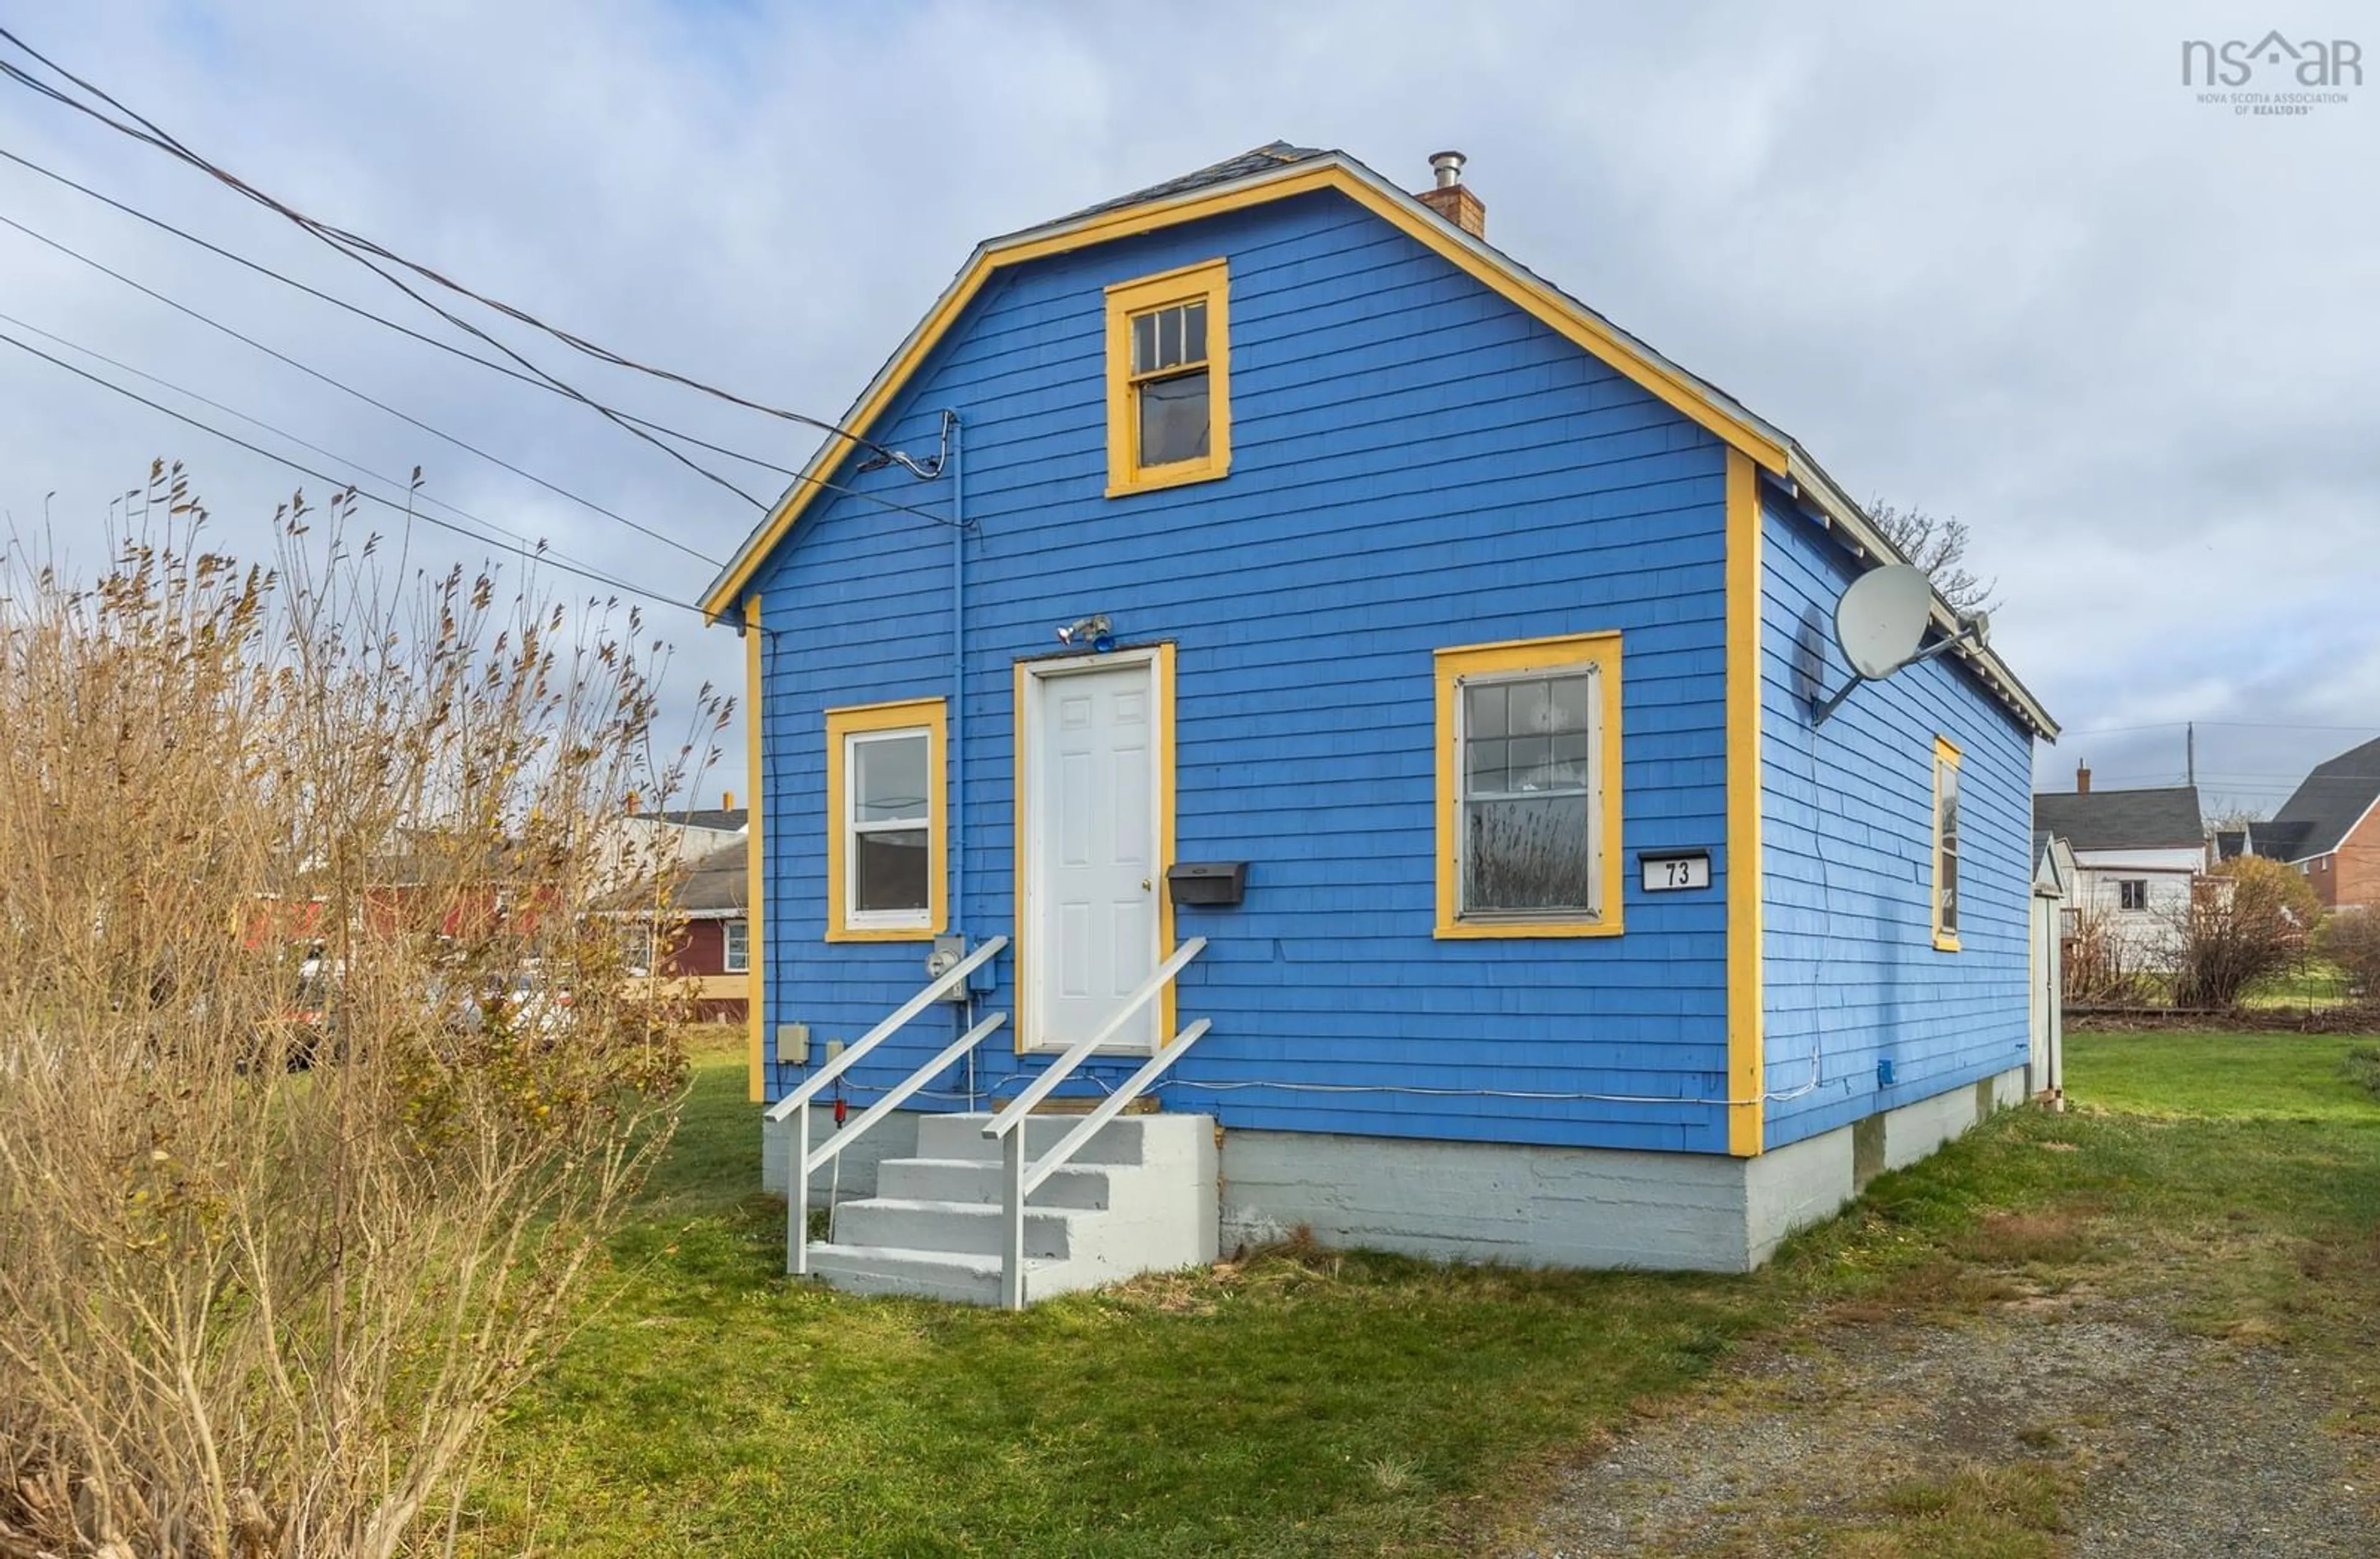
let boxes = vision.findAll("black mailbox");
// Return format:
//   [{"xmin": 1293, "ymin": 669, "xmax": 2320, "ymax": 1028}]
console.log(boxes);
[{"xmin": 1166, "ymin": 861, "xmax": 1248, "ymax": 908}]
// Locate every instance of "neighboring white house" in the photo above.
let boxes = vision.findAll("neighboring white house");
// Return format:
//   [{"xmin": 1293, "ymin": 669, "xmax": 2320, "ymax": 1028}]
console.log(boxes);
[
  {"xmin": 588, "ymin": 798, "xmax": 749, "ymax": 897},
  {"xmin": 2032, "ymin": 769, "xmax": 2205, "ymax": 963}
]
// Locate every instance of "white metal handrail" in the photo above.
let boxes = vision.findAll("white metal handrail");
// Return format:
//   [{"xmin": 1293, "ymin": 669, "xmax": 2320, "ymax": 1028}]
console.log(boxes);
[
  {"xmin": 982, "ymin": 936, "xmax": 1207, "ymax": 1140},
  {"xmin": 787, "ymin": 1010, "xmax": 1006, "ymax": 1276},
  {"xmin": 774, "ymin": 934, "xmax": 1007, "ymax": 1278},
  {"xmin": 765, "ymin": 934, "xmax": 1007, "ymax": 1124},
  {"xmin": 984, "ymin": 936, "xmax": 1209, "ymax": 1309}
]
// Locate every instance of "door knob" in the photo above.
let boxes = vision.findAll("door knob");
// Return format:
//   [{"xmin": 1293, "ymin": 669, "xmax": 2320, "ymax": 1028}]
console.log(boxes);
[{"xmin": 1141, "ymin": 878, "xmax": 1152, "ymax": 891}]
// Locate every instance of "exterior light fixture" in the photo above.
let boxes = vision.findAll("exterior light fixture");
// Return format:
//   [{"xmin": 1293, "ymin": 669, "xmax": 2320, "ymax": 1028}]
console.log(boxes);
[{"xmin": 1056, "ymin": 614, "xmax": 1115, "ymax": 652}]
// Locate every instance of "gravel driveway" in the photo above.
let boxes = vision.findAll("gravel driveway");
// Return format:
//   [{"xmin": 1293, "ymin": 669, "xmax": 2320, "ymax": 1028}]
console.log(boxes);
[{"xmin": 1506, "ymin": 1287, "xmax": 2378, "ymax": 1556}]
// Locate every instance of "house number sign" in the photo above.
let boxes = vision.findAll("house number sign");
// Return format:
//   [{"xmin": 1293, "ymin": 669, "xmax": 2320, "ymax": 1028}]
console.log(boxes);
[{"xmin": 1639, "ymin": 850, "xmax": 1712, "ymax": 892}]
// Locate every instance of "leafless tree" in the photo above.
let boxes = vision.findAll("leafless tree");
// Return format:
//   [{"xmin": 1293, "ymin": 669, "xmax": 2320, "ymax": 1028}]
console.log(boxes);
[{"xmin": 1867, "ymin": 499, "xmax": 1995, "ymax": 616}]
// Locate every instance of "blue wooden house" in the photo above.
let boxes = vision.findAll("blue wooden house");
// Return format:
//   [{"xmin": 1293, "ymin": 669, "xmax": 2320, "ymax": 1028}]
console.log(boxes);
[{"xmin": 702, "ymin": 143, "xmax": 2059, "ymax": 1304}]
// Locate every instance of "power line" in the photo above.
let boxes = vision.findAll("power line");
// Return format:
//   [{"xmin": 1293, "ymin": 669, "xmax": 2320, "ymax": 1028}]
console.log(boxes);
[
  {"xmin": 0, "ymin": 37, "xmax": 778, "ymax": 513},
  {"xmin": 0, "ymin": 326, "xmax": 712, "ymax": 621},
  {"xmin": 0, "ymin": 306, "xmax": 624, "ymax": 576},
  {"xmin": 0, "ymin": 27, "xmax": 928, "ymax": 475},
  {"xmin": 0, "ymin": 146, "xmax": 783, "ymax": 474},
  {"xmin": 0, "ymin": 147, "xmax": 964, "ymax": 536},
  {"xmin": 2073, "ymin": 720, "xmax": 2380, "ymax": 737},
  {"xmin": 0, "ymin": 212, "xmax": 721, "ymax": 566}
]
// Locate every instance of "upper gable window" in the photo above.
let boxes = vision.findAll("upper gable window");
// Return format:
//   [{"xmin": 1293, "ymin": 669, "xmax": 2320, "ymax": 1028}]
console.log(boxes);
[{"xmin": 1105, "ymin": 259, "xmax": 1231, "ymax": 496}]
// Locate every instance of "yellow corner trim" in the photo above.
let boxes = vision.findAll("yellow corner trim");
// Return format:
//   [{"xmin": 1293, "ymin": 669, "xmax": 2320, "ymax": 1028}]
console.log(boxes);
[
  {"xmin": 824, "ymin": 696, "xmax": 948, "ymax": 944},
  {"xmin": 1724, "ymin": 450, "xmax": 1763, "ymax": 1157},
  {"xmin": 699, "ymin": 162, "xmax": 1789, "ymax": 618},
  {"xmin": 744, "ymin": 595, "xmax": 766, "ymax": 1103},
  {"xmin": 1431, "ymin": 630, "xmax": 1624, "ymax": 940},
  {"xmin": 1932, "ymin": 734, "xmax": 1963, "ymax": 955},
  {"xmin": 1104, "ymin": 258, "xmax": 1232, "ymax": 497}
]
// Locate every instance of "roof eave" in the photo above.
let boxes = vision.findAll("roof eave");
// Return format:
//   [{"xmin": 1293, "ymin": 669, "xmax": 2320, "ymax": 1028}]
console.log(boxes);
[
  {"xmin": 698, "ymin": 148, "xmax": 2058, "ymax": 743},
  {"xmin": 1780, "ymin": 446, "xmax": 2060, "ymax": 739}
]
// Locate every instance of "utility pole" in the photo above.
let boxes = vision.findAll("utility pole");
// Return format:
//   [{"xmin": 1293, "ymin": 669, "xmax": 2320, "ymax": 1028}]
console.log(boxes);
[{"xmin": 2187, "ymin": 722, "xmax": 2196, "ymax": 787}]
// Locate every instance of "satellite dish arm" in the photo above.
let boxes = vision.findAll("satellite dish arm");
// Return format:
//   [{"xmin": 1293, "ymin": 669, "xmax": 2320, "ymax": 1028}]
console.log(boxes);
[{"xmin": 1810, "ymin": 611, "xmax": 1990, "ymax": 727}]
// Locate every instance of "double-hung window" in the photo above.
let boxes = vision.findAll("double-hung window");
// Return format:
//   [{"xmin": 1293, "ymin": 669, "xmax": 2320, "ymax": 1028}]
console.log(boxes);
[
  {"xmin": 723, "ymin": 919, "xmax": 751, "ymax": 973},
  {"xmin": 824, "ymin": 698, "xmax": 946, "ymax": 940},
  {"xmin": 1434, "ymin": 632, "xmax": 1623, "ymax": 937},
  {"xmin": 1933, "ymin": 736, "xmax": 1962, "ymax": 950},
  {"xmin": 1105, "ymin": 260, "xmax": 1231, "ymax": 495}
]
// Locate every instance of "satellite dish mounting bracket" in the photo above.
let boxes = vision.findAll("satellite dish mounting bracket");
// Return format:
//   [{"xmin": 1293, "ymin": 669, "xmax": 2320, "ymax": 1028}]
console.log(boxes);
[{"xmin": 1811, "ymin": 611, "xmax": 1991, "ymax": 727}]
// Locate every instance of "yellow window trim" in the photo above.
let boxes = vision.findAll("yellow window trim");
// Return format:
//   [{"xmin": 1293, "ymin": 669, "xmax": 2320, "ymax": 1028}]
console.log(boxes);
[
  {"xmin": 1433, "ymin": 630, "xmax": 1624, "ymax": 940},
  {"xmin": 1933, "ymin": 735, "xmax": 1962, "ymax": 953},
  {"xmin": 1104, "ymin": 258, "xmax": 1232, "ymax": 497},
  {"xmin": 824, "ymin": 696, "xmax": 948, "ymax": 943}
]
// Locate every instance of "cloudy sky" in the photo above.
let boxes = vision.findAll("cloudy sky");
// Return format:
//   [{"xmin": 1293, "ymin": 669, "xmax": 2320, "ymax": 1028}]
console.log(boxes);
[{"xmin": 1, "ymin": 1, "xmax": 2373, "ymax": 818}]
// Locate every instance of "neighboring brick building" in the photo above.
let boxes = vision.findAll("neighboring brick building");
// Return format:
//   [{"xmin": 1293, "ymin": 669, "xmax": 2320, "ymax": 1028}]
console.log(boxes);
[{"xmin": 2247, "ymin": 736, "xmax": 2380, "ymax": 911}]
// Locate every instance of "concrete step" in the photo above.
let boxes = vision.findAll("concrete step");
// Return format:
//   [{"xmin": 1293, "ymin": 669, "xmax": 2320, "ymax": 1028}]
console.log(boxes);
[
  {"xmin": 912, "ymin": 1110, "xmax": 1189, "ymax": 1166},
  {"xmin": 876, "ymin": 1155, "xmax": 1115, "ymax": 1209},
  {"xmin": 831, "ymin": 1196, "xmax": 1083, "ymax": 1260},
  {"xmin": 803, "ymin": 1243, "xmax": 1009, "ymax": 1305}
]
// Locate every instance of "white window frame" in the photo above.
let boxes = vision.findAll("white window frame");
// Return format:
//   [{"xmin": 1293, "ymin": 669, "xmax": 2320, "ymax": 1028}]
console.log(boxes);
[
  {"xmin": 722, "ymin": 918, "xmax": 750, "ymax": 973},
  {"xmin": 843, "ymin": 727, "xmax": 935, "ymax": 934},
  {"xmin": 1453, "ymin": 661, "xmax": 1607, "ymax": 925}
]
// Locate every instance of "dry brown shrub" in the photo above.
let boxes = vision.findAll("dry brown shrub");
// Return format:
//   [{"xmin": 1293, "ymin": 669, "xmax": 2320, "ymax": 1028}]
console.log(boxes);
[{"xmin": 0, "ymin": 467, "xmax": 722, "ymax": 1557}]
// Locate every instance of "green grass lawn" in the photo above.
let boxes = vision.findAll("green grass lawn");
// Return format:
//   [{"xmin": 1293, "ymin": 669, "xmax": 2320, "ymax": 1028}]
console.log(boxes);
[{"xmin": 461, "ymin": 1030, "xmax": 2380, "ymax": 1557}]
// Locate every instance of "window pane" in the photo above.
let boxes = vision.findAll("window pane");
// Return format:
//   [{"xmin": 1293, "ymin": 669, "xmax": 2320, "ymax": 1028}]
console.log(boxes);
[
  {"xmin": 1508, "ymin": 735, "xmax": 1554, "ymax": 791},
  {"xmin": 724, "ymin": 920, "xmax": 749, "ymax": 969},
  {"xmin": 1132, "ymin": 312, "xmax": 1157, "ymax": 374},
  {"xmin": 1465, "ymin": 682, "xmax": 1509, "ymax": 739},
  {"xmin": 1138, "ymin": 371, "xmax": 1210, "ymax": 465},
  {"xmin": 1509, "ymin": 679, "xmax": 1551, "ymax": 735},
  {"xmin": 1466, "ymin": 796, "xmax": 1590, "ymax": 912},
  {"xmin": 1940, "ymin": 763, "xmax": 1961, "ymax": 844},
  {"xmin": 1158, "ymin": 306, "xmax": 1183, "ymax": 369},
  {"xmin": 1940, "ymin": 850, "xmax": 1959, "ymax": 934},
  {"xmin": 855, "ymin": 733, "xmax": 929, "ymax": 822},
  {"xmin": 1550, "ymin": 731, "xmax": 1592, "ymax": 787},
  {"xmin": 855, "ymin": 829, "xmax": 930, "ymax": 914},
  {"xmin": 1466, "ymin": 736, "xmax": 1508, "ymax": 795},
  {"xmin": 1183, "ymin": 301, "xmax": 1206, "ymax": 364},
  {"xmin": 1550, "ymin": 675, "xmax": 1590, "ymax": 732}
]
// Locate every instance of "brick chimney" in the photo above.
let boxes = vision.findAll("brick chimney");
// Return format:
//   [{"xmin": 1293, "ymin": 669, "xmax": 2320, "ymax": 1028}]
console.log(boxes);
[
  {"xmin": 2076, "ymin": 764, "xmax": 2091, "ymax": 795},
  {"xmin": 1416, "ymin": 150, "xmax": 1485, "ymax": 239}
]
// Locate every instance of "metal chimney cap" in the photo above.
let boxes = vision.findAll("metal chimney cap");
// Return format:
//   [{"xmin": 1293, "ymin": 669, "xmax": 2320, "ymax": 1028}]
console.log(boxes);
[{"xmin": 1429, "ymin": 149, "xmax": 1466, "ymax": 188}]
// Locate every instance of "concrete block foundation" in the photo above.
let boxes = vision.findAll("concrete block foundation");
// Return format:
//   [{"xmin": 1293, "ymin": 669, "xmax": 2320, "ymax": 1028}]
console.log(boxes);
[{"xmin": 1216, "ymin": 1066, "xmax": 2029, "ymax": 1273}]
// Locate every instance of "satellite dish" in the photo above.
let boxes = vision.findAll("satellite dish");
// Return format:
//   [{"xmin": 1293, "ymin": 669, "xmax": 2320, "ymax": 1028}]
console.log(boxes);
[{"xmin": 1834, "ymin": 565, "xmax": 1933, "ymax": 680}]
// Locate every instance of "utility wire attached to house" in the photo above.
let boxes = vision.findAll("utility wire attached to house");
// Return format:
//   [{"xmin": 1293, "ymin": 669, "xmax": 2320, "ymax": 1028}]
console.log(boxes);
[
  {"xmin": 0, "ymin": 149, "xmax": 968, "ymax": 539},
  {"xmin": 0, "ymin": 25, "xmax": 941, "ymax": 479}
]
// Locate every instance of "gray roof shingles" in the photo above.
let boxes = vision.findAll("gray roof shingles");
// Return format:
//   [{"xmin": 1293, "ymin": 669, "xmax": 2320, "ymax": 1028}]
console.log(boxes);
[
  {"xmin": 1051, "ymin": 141, "xmax": 1330, "ymax": 225},
  {"xmin": 2032, "ymin": 786, "xmax": 2205, "ymax": 852},
  {"xmin": 2260, "ymin": 735, "xmax": 2380, "ymax": 861}
]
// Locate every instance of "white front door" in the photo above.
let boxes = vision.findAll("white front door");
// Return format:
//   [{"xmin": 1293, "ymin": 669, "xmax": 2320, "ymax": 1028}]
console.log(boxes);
[{"xmin": 1022, "ymin": 653, "xmax": 1162, "ymax": 1052}]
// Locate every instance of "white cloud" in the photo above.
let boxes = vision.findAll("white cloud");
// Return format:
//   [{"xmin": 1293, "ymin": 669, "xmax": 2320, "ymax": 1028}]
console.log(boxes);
[{"xmin": 1, "ymin": 0, "xmax": 2374, "ymax": 813}]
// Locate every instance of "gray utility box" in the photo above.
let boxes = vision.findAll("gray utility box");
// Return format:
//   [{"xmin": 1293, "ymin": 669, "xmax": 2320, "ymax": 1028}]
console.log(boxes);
[{"xmin": 1166, "ymin": 861, "xmax": 1248, "ymax": 908}]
